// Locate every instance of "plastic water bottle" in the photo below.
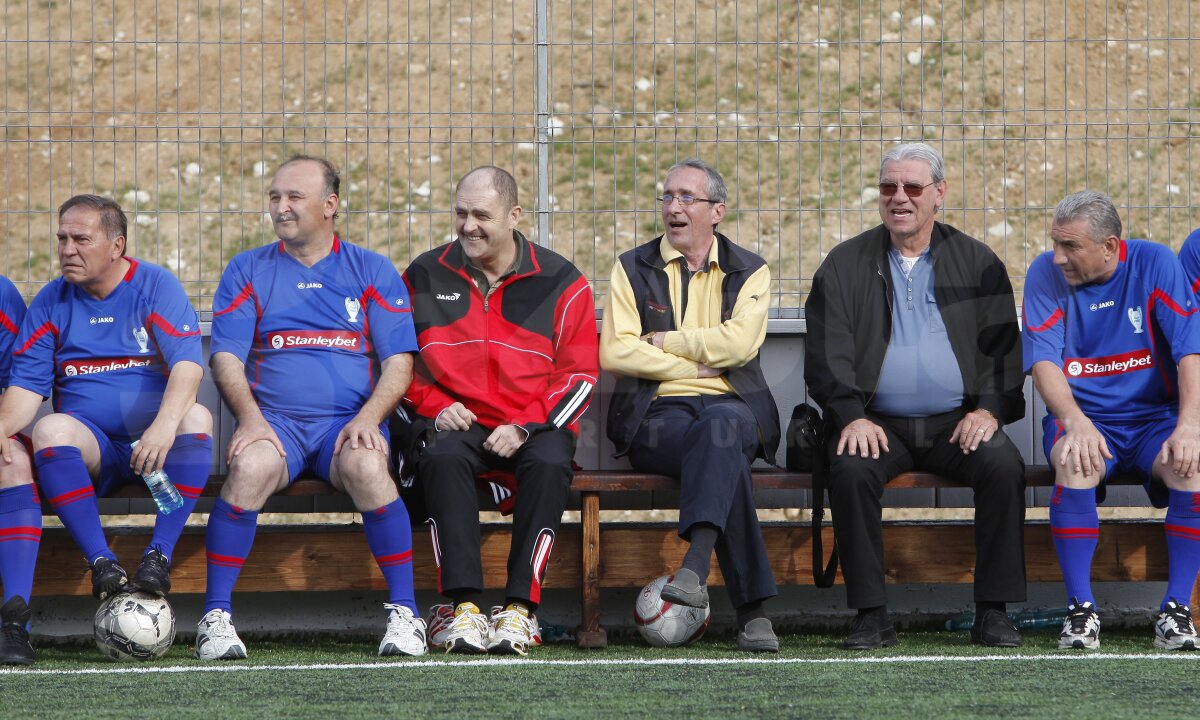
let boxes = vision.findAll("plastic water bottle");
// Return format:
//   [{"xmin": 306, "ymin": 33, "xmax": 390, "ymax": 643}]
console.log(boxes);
[
  {"xmin": 944, "ymin": 608, "xmax": 1069, "ymax": 632},
  {"xmin": 130, "ymin": 440, "xmax": 184, "ymax": 514}
]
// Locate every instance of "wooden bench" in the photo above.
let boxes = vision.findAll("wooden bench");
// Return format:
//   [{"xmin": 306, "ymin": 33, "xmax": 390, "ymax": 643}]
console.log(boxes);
[{"xmin": 32, "ymin": 466, "xmax": 1196, "ymax": 647}]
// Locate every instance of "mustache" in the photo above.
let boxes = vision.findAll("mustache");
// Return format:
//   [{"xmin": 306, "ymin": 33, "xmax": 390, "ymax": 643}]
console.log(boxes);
[{"xmin": 274, "ymin": 213, "xmax": 298, "ymax": 223}]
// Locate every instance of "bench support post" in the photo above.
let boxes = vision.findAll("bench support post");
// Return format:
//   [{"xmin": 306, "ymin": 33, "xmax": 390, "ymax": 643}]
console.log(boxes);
[{"xmin": 575, "ymin": 491, "xmax": 607, "ymax": 647}]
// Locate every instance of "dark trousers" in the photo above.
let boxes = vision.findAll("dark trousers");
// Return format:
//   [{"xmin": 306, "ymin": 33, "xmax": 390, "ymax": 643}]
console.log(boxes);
[
  {"xmin": 416, "ymin": 425, "xmax": 575, "ymax": 605},
  {"xmin": 627, "ymin": 395, "xmax": 778, "ymax": 608},
  {"xmin": 827, "ymin": 410, "xmax": 1027, "ymax": 609}
]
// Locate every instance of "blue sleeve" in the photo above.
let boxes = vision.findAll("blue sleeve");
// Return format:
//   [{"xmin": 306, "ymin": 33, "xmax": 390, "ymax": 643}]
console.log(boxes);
[
  {"xmin": 364, "ymin": 256, "xmax": 418, "ymax": 360},
  {"xmin": 145, "ymin": 268, "xmax": 203, "ymax": 369},
  {"xmin": 1179, "ymin": 227, "xmax": 1200, "ymax": 297},
  {"xmin": 0, "ymin": 277, "xmax": 26, "ymax": 388},
  {"xmin": 1021, "ymin": 253, "xmax": 1066, "ymax": 373},
  {"xmin": 8, "ymin": 288, "xmax": 57, "ymax": 398},
  {"xmin": 1143, "ymin": 243, "xmax": 1200, "ymax": 363},
  {"xmin": 211, "ymin": 255, "xmax": 257, "ymax": 362}
]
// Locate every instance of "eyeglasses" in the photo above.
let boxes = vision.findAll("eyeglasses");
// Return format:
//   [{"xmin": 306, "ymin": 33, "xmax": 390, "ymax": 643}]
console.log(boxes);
[
  {"xmin": 877, "ymin": 181, "xmax": 937, "ymax": 198},
  {"xmin": 657, "ymin": 194, "xmax": 718, "ymax": 207}
]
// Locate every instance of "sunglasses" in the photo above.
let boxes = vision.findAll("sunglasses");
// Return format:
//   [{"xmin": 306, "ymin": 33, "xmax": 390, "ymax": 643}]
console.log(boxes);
[{"xmin": 877, "ymin": 180, "xmax": 937, "ymax": 198}]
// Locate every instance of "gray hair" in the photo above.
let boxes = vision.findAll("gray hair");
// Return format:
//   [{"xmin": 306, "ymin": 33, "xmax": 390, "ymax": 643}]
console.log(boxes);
[
  {"xmin": 879, "ymin": 142, "xmax": 945, "ymax": 184},
  {"xmin": 1053, "ymin": 190, "xmax": 1122, "ymax": 243},
  {"xmin": 58, "ymin": 194, "xmax": 128, "ymax": 256},
  {"xmin": 665, "ymin": 158, "xmax": 728, "ymax": 204}
]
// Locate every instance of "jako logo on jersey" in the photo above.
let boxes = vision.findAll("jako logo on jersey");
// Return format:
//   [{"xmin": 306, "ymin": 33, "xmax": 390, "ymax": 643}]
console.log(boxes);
[
  {"xmin": 1128, "ymin": 306, "xmax": 1144, "ymax": 334},
  {"xmin": 62, "ymin": 357, "xmax": 153, "ymax": 376},
  {"xmin": 1089, "ymin": 301, "xmax": 1114, "ymax": 311},
  {"xmin": 436, "ymin": 293, "xmax": 461, "ymax": 301},
  {"xmin": 296, "ymin": 282, "xmax": 323, "ymax": 290},
  {"xmin": 267, "ymin": 330, "xmax": 360, "ymax": 350},
  {"xmin": 1064, "ymin": 349, "xmax": 1153, "ymax": 378},
  {"xmin": 89, "ymin": 316, "xmax": 114, "ymax": 325}
]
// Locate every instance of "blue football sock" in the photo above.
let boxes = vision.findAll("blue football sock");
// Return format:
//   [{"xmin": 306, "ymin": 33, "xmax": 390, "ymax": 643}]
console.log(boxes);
[
  {"xmin": 1163, "ymin": 489, "xmax": 1200, "ymax": 610},
  {"xmin": 203, "ymin": 497, "xmax": 258, "ymax": 614},
  {"xmin": 147, "ymin": 433, "xmax": 212, "ymax": 561},
  {"xmin": 34, "ymin": 446, "xmax": 113, "ymax": 564},
  {"xmin": 361, "ymin": 497, "xmax": 417, "ymax": 615},
  {"xmin": 1049, "ymin": 484, "xmax": 1099, "ymax": 606},
  {"xmin": 0, "ymin": 484, "xmax": 42, "ymax": 607}
]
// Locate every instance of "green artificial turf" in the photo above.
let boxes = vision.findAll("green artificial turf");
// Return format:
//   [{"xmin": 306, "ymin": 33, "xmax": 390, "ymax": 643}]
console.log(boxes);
[{"xmin": 3, "ymin": 630, "xmax": 1198, "ymax": 719}]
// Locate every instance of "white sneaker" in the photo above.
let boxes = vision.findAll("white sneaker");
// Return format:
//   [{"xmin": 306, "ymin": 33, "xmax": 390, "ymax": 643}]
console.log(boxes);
[
  {"xmin": 1154, "ymin": 600, "xmax": 1198, "ymax": 651},
  {"xmin": 426, "ymin": 603, "xmax": 456, "ymax": 649},
  {"xmin": 379, "ymin": 604, "xmax": 428, "ymax": 657},
  {"xmin": 1058, "ymin": 598, "xmax": 1101, "ymax": 650},
  {"xmin": 441, "ymin": 602, "xmax": 489, "ymax": 654},
  {"xmin": 195, "ymin": 609, "xmax": 248, "ymax": 660},
  {"xmin": 487, "ymin": 604, "xmax": 540, "ymax": 655}
]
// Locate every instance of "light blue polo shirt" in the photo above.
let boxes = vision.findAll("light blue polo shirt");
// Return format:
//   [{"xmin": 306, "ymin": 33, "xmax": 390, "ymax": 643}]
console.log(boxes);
[{"xmin": 869, "ymin": 247, "xmax": 965, "ymax": 417}]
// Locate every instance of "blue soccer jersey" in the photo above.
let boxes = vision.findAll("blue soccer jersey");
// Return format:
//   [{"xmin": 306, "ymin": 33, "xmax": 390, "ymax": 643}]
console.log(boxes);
[
  {"xmin": 0, "ymin": 275, "xmax": 27, "ymax": 389},
  {"xmin": 9, "ymin": 259, "xmax": 202, "ymax": 439},
  {"xmin": 210, "ymin": 236, "xmax": 416, "ymax": 418},
  {"xmin": 1023, "ymin": 239, "xmax": 1200, "ymax": 422},
  {"xmin": 1179, "ymin": 227, "xmax": 1200, "ymax": 296}
]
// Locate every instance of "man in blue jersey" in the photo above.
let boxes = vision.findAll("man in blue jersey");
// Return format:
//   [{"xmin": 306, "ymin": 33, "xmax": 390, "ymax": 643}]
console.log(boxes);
[
  {"xmin": 0, "ymin": 195, "xmax": 214, "ymax": 625},
  {"xmin": 1025, "ymin": 190, "xmax": 1200, "ymax": 651},
  {"xmin": 200, "ymin": 155, "xmax": 424, "ymax": 659},
  {"xmin": 0, "ymin": 275, "xmax": 38, "ymax": 665},
  {"xmin": 1178, "ymin": 228, "xmax": 1200, "ymax": 294}
]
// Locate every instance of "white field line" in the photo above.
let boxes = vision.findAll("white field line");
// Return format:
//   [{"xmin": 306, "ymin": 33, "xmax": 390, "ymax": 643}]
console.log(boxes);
[{"xmin": 3, "ymin": 653, "xmax": 1199, "ymax": 676}]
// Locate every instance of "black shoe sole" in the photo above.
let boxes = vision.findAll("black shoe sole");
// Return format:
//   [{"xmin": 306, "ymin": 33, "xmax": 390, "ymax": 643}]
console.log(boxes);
[
  {"xmin": 0, "ymin": 650, "xmax": 34, "ymax": 665},
  {"xmin": 130, "ymin": 578, "xmax": 170, "ymax": 596},
  {"xmin": 660, "ymin": 583, "xmax": 709, "ymax": 609},
  {"xmin": 843, "ymin": 627, "xmax": 899, "ymax": 650},
  {"xmin": 446, "ymin": 637, "xmax": 488, "ymax": 654},
  {"xmin": 92, "ymin": 577, "xmax": 128, "ymax": 601}
]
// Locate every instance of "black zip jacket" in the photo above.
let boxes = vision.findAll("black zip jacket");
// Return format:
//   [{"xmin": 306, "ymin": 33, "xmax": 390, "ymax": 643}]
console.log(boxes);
[{"xmin": 803, "ymin": 221, "xmax": 1024, "ymax": 433}]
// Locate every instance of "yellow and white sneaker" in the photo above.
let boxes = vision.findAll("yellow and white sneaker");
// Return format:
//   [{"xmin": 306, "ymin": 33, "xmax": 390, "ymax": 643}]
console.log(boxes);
[
  {"xmin": 487, "ymin": 603, "xmax": 541, "ymax": 655},
  {"xmin": 441, "ymin": 602, "xmax": 489, "ymax": 654}
]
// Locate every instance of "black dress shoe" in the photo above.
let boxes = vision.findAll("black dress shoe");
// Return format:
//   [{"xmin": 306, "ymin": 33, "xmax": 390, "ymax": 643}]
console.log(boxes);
[
  {"xmin": 843, "ymin": 610, "xmax": 899, "ymax": 650},
  {"xmin": 971, "ymin": 608, "xmax": 1023, "ymax": 648}
]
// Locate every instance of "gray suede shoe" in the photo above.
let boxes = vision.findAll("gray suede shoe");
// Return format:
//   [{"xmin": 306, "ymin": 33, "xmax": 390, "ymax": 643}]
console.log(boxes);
[
  {"xmin": 660, "ymin": 568, "xmax": 709, "ymax": 608},
  {"xmin": 737, "ymin": 617, "xmax": 780, "ymax": 653}
]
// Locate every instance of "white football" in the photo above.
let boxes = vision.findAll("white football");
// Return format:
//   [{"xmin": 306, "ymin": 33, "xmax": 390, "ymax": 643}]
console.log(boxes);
[
  {"xmin": 94, "ymin": 590, "xmax": 176, "ymax": 661},
  {"xmin": 633, "ymin": 574, "xmax": 711, "ymax": 647}
]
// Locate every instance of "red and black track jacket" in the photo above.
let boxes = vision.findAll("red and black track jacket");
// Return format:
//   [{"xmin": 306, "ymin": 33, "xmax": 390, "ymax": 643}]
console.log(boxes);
[{"xmin": 402, "ymin": 232, "xmax": 598, "ymax": 437}]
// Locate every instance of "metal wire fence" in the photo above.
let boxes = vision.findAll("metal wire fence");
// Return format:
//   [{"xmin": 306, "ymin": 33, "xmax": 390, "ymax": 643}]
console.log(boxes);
[{"xmin": 3, "ymin": 0, "xmax": 1199, "ymax": 312}]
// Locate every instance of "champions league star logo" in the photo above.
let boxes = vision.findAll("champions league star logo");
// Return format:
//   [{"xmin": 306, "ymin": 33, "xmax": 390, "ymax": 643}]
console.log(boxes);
[
  {"xmin": 345, "ymin": 297, "xmax": 361, "ymax": 323},
  {"xmin": 1128, "ymin": 306, "xmax": 1144, "ymax": 334},
  {"xmin": 133, "ymin": 326, "xmax": 150, "ymax": 354}
]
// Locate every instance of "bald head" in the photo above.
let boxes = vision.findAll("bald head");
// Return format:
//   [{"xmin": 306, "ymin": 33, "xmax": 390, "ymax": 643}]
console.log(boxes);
[{"xmin": 456, "ymin": 166, "xmax": 518, "ymax": 212}]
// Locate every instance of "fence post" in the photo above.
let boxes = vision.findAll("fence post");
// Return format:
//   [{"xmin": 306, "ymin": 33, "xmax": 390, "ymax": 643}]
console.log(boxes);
[{"xmin": 534, "ymin": 0, "xmax": 551, "ymax": 247}]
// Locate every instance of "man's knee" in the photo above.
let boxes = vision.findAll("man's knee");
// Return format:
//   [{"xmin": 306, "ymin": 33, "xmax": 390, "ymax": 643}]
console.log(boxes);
[
  {"xmin": 971, "ymin": 441, "xmax": 1025, "ymax": 493},
  {"xmin": 1047, "ymin": 438, "xmax": 1104, "ymax": 489},
  {"xmin": 515, "ymin": 432, "xmax": 574, "ymax": 483},
  {"xmin": 223, "ymin": 441, "xmax": 287, "ymax": 507},
  {"xmin": 690, "ymin": 404, "xmax": 758, "ymax": 453},
  {"xmin": 30, "ymin": 413, "xmax": 91, "ymax": 451},
  {"xmin": 332, "ymin": 446, "xmax": 392, "ymax": 491},
  {"xmin": 827, "ymin": 453, "xmax": 888, "ymax": 497},
  {"xmin": 0, "ymin": 443, "xmax": 34, "ymax": 489},
  {"xmin": 177, "ymin": 403, "xmax": 214, "ymax": 435}
]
